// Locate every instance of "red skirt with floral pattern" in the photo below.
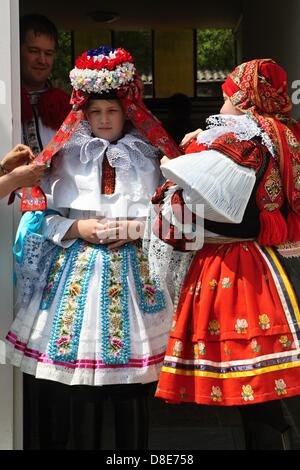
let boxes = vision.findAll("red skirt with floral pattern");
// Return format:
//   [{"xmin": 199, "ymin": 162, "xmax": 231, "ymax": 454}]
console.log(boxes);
[{"xmin": 156, "ymin": 241, "xmax": 300, "ymax": 406}]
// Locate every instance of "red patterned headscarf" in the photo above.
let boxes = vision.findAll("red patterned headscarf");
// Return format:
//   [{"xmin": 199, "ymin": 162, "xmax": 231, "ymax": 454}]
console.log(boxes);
[
  {"xmin": 222, "ymin": 59, "xmax": 300, "ymax": 245},
  {"xmin": 20, "ymin": 46, "xmax": 181, "ymax": 211}
]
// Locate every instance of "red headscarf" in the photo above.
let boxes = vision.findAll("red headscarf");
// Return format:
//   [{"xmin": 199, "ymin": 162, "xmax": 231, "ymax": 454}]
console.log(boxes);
[{"xmin": 222, "ymin": 59, "xmax": 300, "ymax": 245}]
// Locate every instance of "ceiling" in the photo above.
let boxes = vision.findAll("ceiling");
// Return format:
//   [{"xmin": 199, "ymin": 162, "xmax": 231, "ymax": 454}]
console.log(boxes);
[{"xmin": 20, "ymin": 0, "xmax": 243, "ymax": 31}]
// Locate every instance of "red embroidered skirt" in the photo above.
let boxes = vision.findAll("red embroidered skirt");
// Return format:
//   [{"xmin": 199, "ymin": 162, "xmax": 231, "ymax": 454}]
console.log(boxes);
[{"xmin": 156, "ymin": 241, "xmax": 300, "ymax": 406}]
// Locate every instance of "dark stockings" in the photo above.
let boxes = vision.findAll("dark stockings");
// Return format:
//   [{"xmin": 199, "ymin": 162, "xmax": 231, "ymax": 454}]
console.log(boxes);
[
  {"xmin": 238, "ymin": 400, "xmax": 291, "ymax": 450},
  {"xmin": 112, "ymin": 385, "xmax": 149, "ymax": 450},
  {"xmin": 38, "ymin": 378, "xmax": 71, "ymax": 450},
  {"xmin": 25, "ymin": 375, "xmax": 150, "ymax": 450},
  {"xmin": 70, "ymin": 383, "xmax": 150, "ymax": 450}
]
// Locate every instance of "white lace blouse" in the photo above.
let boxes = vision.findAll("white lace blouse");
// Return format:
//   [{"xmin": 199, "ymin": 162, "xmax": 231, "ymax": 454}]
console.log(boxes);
[
  {"xmin": 41, "ymin": 122, "xmax": 162, "ymax": 247},
  {"xmin": 45, "ymin": 122, "xmax": 161, "ymax": 216}
]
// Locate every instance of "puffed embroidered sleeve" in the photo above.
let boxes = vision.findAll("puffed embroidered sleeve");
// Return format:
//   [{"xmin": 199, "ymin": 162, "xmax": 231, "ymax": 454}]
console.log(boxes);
[
  {"xmin": 161, "ymin": 148, "xmax": 257, "ymax": 224},
  {"xmin": 151, "ymin": 135, "xmax": 266, "ymax": 249}
]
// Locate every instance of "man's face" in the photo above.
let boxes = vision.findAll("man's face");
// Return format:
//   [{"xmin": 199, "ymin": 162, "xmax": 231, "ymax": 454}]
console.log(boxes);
[{"xmin": 21, "ymin": 30, "xmax": 56, "ymax": 91}]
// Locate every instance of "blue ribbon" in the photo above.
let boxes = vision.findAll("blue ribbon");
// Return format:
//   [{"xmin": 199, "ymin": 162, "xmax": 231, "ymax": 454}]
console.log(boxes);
[{"xmin": 13, "ymin": 210, "xmax": 59, "ymax": 265}]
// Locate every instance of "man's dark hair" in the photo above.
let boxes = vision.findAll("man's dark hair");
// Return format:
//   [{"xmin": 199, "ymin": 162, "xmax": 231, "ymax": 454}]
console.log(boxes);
[{"xmin": 20, "ymin": 14, "xmax": 59, "ymax": 49}]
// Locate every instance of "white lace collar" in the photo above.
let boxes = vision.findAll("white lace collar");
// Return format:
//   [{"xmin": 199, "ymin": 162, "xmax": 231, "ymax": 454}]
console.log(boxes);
[
  {"xmin": 63, "ymin": 120, "xmax": 158, "ymax": 170},
  {"xmin": 197, "ymin": 114, "xmax": 275, "ymax": 157}
]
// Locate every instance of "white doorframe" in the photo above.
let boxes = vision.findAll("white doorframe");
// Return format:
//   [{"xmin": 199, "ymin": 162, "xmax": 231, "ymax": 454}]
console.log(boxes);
[{"xmin": 0, "ymin": 0, "xmax": 22, "ymax": 450}]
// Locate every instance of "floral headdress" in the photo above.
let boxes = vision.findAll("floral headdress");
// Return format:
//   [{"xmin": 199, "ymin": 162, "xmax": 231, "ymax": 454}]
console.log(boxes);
[
  {"xmin": 70, "ymin": 47, "xmax": 135, "ymax": 94},
  {"xmin": 222, "ymin": 59, "xmax": 300, "ymax": 245},
  {"xmin": 20, "ymin": 46, "xmax": 181, "ymax": 211}
]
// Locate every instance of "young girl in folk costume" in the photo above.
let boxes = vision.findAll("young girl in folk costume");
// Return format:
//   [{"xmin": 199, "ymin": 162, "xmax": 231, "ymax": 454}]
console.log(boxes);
[
  {"xmin": 151, "ymin": 59, "xmax": 300, "ymax": 449},
  {"xmin": 5, "ymin": 46, "xmax": 180, "ymax": 450}
]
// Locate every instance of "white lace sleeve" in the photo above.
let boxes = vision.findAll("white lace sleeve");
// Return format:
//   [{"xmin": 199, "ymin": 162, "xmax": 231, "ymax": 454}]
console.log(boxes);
[
  {"xmin": 143, "ymin": 203, "xmax": 194, "ymax": 303},
  {"xmin": 161, "ymin": 150, "xmax": 256, "ymax": 224},
  {"xmin": 42, "ymin": 211, "xmax": 77, "ymax": 248}
]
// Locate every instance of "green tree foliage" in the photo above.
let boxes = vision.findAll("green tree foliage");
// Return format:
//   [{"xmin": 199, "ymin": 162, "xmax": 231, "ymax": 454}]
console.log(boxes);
[
  {"xmin": 197, "ymin": 29, "xmax": 235, "ymax": 70},
  {"xmin": 49, "ymin": 29, "xmax": 235, "ymax": 94},
  {"xmin": 114, "ymin": 31, "xmax": 152, "ymax": 76},
  {"xmin": 51, "ymin": 31, "xmax": 73, "ymax": 93}
]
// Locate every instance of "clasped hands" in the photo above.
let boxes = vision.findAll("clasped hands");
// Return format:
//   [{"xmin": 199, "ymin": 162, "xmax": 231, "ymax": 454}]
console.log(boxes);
[{"xmin": 67, "ymin": 218, "xmax": 145, "ymax": 250}]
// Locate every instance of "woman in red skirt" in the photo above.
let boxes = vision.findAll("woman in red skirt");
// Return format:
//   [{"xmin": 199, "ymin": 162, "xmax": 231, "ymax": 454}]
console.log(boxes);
[{"xmin": 150, "ymin": 59, "xmax": 300, "ymax": 449}]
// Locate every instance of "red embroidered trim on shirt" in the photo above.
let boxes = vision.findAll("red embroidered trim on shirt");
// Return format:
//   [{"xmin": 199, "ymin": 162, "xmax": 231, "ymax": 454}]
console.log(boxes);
[
  {"xmin": 209, "ymin": 132, "xmax": 265, "ymax": 172},
  {"xmin": 101, "ymin": 154, "xmax": 116, "ymax": 195}
]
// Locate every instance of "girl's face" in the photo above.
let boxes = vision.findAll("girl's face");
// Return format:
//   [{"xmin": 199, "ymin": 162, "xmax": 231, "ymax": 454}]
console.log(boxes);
[
  {"xmin": 85, "ymin": 99, "xmax": 126, "ymax": 142},
  {"xmin": 220, "ymin": 94, "xmax": 244, "ymax": 116}
]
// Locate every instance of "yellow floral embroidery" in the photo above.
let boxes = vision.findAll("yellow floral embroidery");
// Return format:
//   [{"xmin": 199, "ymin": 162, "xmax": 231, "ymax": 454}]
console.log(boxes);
[
  {"xmin": 242, "ymin": 244, "xmax": 249, "ymax": 251},
  {"xmin": 211, "ymin": 386, "xmax": 223, "ymax": 402},
  {"xmin": 56, "ymin": 245, "xmax": 93, "ymax": 356},
  {"xmin": 42, "ymin": 250, "xmax": 66, "ymax": 305},
  {"xmin": 259, "ymin": 314, "xmax": 271, "ymax": 330},
  {"xmin": 189, "ymin": 286, "xmax": 195, "ymax": 294},
  {"xmin": 173, "ymin": 340, "xmax": 183, "ymax": 357},
  {"xmin": 209, "ymin": 279, "xmax": 218, "ymax": 290},
  {"xmin": 235, "ymin": 319, "xmax": 248, "ymax": 334},
  {"xmin": 275, "ymin": 379, "xmax": 287, "ymax": 396},
  {"xmin": 242, "ymin": 384, "xmax": 254, "ymax": 401},
  {"xmin": 108, "ymin": 285, "xmax": 122, "ymax": 298},
  {"xmin": 279, "ymin": 335, "xmax": 292, "ymax": 349},
  {"xmin": 208, "ymin": 319, "xmax": 220, "ymax": 335},
  {"xmin": 139, "ymin": 262, "xmax": 150, "ymax": 278}
]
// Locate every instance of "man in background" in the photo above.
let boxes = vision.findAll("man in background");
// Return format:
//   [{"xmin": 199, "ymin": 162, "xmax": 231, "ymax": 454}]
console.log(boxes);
[
  {"xmin": 19, "ymin": 14, "xmax": 70, "ymax": 449},
  {"xmin": 20, "ymin": 14, "xmax": 70, "ymax": 155}
]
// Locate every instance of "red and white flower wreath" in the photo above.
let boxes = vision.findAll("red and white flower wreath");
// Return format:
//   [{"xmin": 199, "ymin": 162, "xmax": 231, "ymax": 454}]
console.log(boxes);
[{"xmin": 70, "ymin": 47, "xmax": 136, "ymax": 94}]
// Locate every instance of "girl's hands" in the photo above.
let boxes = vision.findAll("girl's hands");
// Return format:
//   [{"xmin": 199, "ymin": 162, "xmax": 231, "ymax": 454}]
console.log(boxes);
[
  {"xmin": 65, "ymin": 219, "xmax": 107, "ymax": 244},
  {"xmin": 96, "ymin": 220, "xmax": 145, "ymax": 250},
  {"xmin": 64, "ymin": 219, "xmax": 145, "ymax": 249}
]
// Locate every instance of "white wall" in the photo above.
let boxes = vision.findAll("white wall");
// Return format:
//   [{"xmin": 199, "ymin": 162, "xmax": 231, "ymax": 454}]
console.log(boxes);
[
  {"xmin": 242, "ymin": 0, "xmax": 300, "ymax": 118},
  {"xmin": 0, "ymin": 0, "xmax": 22, "ymax": 450}
]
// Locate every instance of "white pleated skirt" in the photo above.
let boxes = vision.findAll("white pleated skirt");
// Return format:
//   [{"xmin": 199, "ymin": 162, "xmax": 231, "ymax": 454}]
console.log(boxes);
[{"xmin": 6, "ymin": 240, "xmax": 173, "ymax": 386}]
